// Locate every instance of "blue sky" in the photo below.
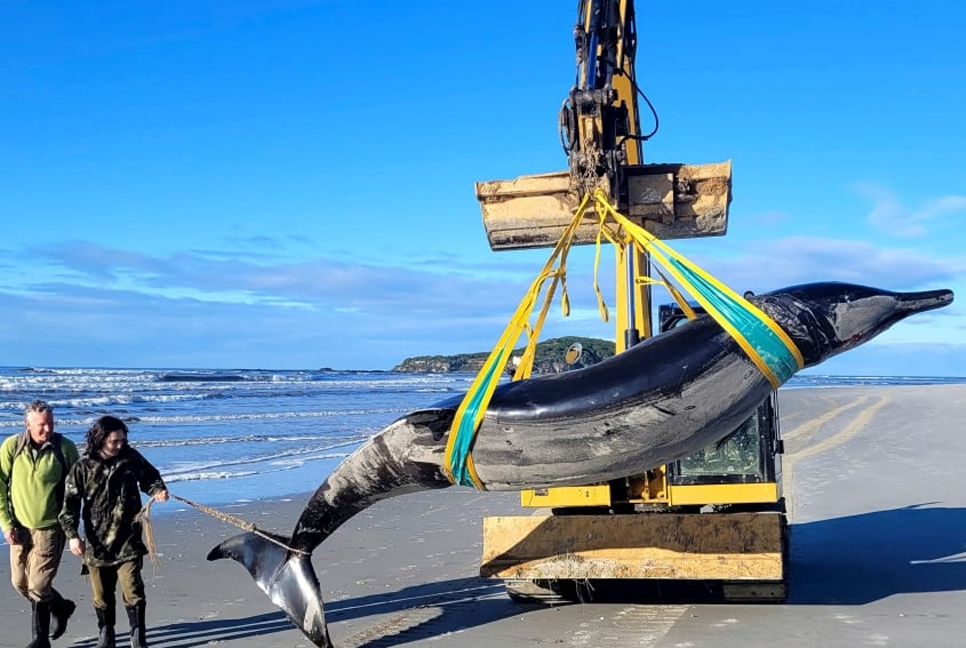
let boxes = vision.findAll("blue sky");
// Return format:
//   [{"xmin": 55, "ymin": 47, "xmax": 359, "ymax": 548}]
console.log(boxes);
[{"xmin": 2, "ymin": 0, "xmax": 963, "ymax": 375}]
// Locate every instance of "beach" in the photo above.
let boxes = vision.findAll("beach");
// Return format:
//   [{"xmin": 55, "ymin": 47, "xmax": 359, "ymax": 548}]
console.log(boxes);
[{"xmin": 4, "ymin": 383, "xmax": 966, "ymax": 647}]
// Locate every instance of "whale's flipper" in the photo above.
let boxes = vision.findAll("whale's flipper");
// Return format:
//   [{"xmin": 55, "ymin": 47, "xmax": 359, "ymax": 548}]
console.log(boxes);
[{"xmin": 207, "ymin": 532, "xmax": 332, "ymax": 648}]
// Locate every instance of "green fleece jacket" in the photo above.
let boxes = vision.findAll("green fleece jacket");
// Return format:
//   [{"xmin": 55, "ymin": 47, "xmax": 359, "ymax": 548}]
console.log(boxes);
[{"xmin": 0, "ymin": 432, "xmax": 80, "ymax": 532}]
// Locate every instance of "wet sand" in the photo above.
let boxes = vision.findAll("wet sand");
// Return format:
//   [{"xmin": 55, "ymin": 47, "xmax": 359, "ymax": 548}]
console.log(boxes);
[{"xmin": 3, "ymin": 384, "xmax": 966, "ymax": 648}]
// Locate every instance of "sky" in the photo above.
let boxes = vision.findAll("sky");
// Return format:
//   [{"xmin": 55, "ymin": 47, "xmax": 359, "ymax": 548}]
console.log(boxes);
[{"xmin": 1, "ymin": 0, "xmax": 964, "ymax": 375}]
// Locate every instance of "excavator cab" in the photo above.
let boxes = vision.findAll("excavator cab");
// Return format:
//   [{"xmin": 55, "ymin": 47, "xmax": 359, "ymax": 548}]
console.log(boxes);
[
  {"xmin": 659, "ymin": 303, "xmax": 784, "ymax": 498},
  {"xmin": 670, "ymin": 401, "xmax": 781, "ymax": 489}
]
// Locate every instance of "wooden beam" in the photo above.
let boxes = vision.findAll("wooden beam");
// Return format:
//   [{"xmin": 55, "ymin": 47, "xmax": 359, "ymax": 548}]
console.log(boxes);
[{"xmin": 481, "ymin": 511, "xmax": 785, "ymax": 581}]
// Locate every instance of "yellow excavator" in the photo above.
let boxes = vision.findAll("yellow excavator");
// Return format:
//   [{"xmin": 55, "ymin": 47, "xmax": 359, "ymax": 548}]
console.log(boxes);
[{"xmin": 475, "ymin": 0, "xmax": 787, "ymax": 602}]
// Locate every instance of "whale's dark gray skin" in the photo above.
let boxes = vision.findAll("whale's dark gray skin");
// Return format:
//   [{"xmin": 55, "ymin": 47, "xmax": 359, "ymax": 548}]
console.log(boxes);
[{"xmin": 207, "ymin": 282, "xmax": 953, "ymax": 647}]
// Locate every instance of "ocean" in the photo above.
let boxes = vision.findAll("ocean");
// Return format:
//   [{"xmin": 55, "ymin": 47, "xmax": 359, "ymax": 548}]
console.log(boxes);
[{"xmin": 2, "ymin": 367, "xmax": 964, "ymax": 507}]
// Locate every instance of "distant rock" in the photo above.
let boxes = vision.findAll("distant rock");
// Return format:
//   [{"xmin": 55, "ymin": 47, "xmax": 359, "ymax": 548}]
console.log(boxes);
[{"xmin": 392, "ymin": 336, "xmax": 615, "ymax": 374}]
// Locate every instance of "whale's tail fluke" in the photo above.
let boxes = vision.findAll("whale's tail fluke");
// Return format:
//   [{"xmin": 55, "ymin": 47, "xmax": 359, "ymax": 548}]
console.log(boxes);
[{"xmin": 207, "ymin": 532, "xmax": 332, "ymax": 648}]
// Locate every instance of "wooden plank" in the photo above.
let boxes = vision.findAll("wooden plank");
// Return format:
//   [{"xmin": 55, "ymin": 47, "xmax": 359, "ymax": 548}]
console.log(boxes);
[
  {"xmin": 480, "ymin": 511, "xmax": 785, "ymax": 581},
  {"xmin": 476, "ymin": 161, "xmax": 731, "ymax": 251}
]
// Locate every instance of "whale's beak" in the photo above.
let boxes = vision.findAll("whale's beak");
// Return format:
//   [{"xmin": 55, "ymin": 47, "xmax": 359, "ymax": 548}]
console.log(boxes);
[{"xmin": 896, "ymin": 288, "xmax": 954, "ymax": 316}]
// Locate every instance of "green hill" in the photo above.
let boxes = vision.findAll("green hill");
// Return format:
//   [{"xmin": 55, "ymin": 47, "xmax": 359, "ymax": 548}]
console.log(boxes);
[{"xmin": 392, "ymin": 336, "xmax": 615, "ymax": 374}]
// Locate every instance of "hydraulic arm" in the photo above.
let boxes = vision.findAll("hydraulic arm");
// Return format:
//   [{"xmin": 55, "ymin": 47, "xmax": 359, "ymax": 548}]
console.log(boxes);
[{"xmin": 561, "ymin": 0, "xmax": 649, "ymax": 204}]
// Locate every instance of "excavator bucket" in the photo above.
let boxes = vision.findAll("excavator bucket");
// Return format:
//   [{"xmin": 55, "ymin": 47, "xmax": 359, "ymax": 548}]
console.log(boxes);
[{"xmin": 476, "ymin": 161, "xmax": 732, "ymax": 251}]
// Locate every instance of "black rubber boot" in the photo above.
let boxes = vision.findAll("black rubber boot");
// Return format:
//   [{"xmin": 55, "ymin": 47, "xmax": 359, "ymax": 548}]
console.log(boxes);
[
  {"xmin": 94, "ymin": 607, "xmax": 116, "ymax": 648},
  {"xmin": 126, "ymin": 602, "xmax": 148, "ymax": 648},
  {"xmin": 26, "ymin": 600, "xmax": 52, "ymax": 648},
  {"xmin": 49, "ymin": 590, "xmax": 76, "ymax": 640}
]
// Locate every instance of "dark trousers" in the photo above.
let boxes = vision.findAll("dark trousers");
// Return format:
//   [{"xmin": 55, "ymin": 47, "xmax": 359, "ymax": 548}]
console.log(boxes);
[{"xmin": 87, "ymin": 557, "xmax": 145, "ymax": 610}]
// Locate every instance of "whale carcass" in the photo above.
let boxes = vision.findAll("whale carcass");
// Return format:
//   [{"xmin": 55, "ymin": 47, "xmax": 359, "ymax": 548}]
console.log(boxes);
[{"xmin": 209, "ymin": 282, "xmax": 954, "ymax": 647}]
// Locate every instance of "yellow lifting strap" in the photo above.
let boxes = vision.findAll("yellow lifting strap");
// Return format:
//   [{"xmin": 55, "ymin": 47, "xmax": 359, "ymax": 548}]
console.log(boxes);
[
  {"xmin": 444, "ymin": 191, "xmax": 803, "ymax": 489},
  {"xmin": 590, "ymin": 189, "xmax": 804, "ymax": 387},
  {"xmin": 442, "ymin": 195, "xmax": 592, "ymax": 489}
]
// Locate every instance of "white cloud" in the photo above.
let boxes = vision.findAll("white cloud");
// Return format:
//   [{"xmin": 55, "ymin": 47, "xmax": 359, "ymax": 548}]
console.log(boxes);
[
  {"xmin": 4, "ymin": 232, "xmax": 964, "ymax": 372},
  {"xmin": 679, "ymin": 235, "xmax": 963, "ymax": 294},
  {"xmin": 854, "ymin": 183, "xmax": 966, "ymax": 238}
]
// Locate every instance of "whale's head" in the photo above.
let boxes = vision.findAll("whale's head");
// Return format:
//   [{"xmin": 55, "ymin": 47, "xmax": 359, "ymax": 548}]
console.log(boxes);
[{"xmin": 752, "ymin": 282, "xmax": 954, "ymax": 368}]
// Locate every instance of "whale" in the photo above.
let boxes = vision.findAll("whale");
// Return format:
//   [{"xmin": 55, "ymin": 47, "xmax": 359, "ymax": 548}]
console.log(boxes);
[{"xmin": 207, "ymin": 282, "xmax": 954, "ymax": 647}]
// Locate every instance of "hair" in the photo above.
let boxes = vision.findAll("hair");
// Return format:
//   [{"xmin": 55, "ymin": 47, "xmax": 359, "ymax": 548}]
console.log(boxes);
[
  {"xmin": 24, "ymin": 400, "xmax": 53, "ymax": 417},
  {"xmin": 86, "ymin": 415, "xmax": 129, "ymax": 453}
]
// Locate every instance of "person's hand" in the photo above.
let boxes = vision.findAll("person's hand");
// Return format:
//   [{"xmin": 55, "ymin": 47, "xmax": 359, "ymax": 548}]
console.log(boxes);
[
  {"xmin": 69, "ymin": 537, "xmax": 85, "ymax": 556},
  {"xmin": 3, "ymin": 528, "xmax": 20, "ymax": 546},
  {"xmin": 153, "ymin": 489, "xmax": 169, "ymax": 503}
]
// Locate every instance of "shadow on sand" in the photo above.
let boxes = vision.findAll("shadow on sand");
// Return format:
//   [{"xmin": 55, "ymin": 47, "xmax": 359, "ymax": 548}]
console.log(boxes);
[
  {"xmin": 68, "ymin": 504, "xmax": 966, "ymax": 647},
  {"xmin": 65, "ymin": 611, "xmax": 293, "ymax": 648},
  {"xmin": 67, "ymin": 578, "xmax": 515, "ymax": 648},
  {"xmin": 788, "ymin": 503, "xmax": 966, "ymax": 604}
]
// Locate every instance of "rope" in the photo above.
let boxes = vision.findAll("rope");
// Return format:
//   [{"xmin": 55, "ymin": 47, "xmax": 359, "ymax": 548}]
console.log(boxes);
[
  {"xmin": 135, "ymin": 493, "xmax": 309, "ymax": 566},
  {"xmin": 138, "ymin": 498, "xmax": 162, "ymax": 573}
]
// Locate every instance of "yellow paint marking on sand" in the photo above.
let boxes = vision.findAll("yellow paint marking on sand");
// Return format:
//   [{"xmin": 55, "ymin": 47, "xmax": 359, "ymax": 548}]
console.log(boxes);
[{"xmin": 784, "ymin": 394, "xmax": 892, "ymax": 517}]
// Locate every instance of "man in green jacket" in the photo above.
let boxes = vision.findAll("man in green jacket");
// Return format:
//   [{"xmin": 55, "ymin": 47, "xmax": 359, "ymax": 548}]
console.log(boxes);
[{"xmin": 0, "ymin": 400, "xmax": 80, "ymax": 648}]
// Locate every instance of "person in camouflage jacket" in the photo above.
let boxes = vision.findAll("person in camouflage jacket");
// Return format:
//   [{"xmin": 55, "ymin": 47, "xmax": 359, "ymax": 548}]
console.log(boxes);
[{"xmin": 59, "ymin": 416, "xmax": 168, "ymax": 648}]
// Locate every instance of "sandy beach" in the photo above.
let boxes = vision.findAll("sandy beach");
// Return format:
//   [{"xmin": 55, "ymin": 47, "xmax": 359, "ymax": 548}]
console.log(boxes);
[{"xmin": 4, "ymin": 383, "xmax": 966, "ymax": 648}]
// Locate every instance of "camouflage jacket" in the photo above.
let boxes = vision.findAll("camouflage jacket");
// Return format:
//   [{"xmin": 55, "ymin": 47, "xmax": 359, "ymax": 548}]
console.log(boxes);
[{"xmin": 60, "ymin": 445, "xmax": 166, "ymax": 567}]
